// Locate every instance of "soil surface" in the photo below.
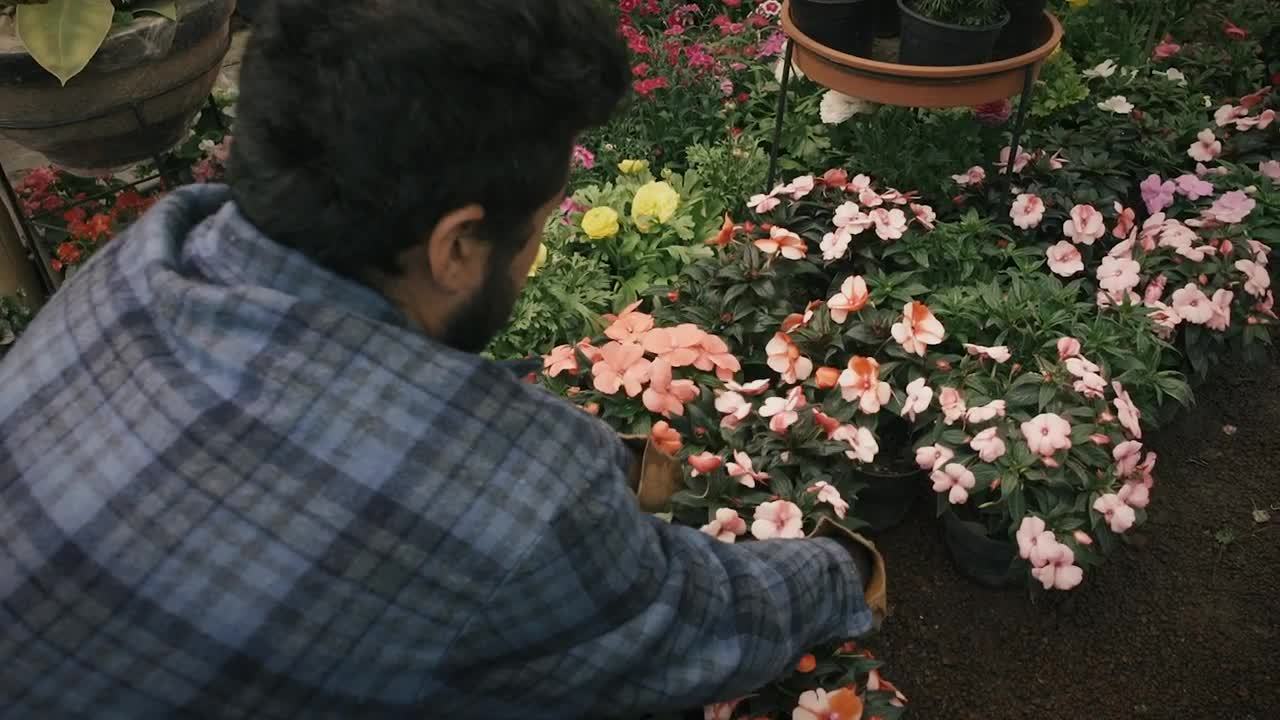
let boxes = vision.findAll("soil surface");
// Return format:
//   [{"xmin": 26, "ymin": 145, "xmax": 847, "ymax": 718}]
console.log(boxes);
[{"xmin": 874, "ymin": 355, "xmax": 1280, "ymax": 720}]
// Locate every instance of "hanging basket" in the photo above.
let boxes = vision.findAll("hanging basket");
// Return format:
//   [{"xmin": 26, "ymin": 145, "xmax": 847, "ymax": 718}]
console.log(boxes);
[{"xmin": 0, "ymin": 0, "xmax": 236, "ymax": 175}]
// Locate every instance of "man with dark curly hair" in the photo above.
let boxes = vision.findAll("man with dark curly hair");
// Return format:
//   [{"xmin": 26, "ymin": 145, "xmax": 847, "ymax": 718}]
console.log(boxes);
[{"xmin": 0, "ymin": 2, "xmax": 880, "ymax": 717}]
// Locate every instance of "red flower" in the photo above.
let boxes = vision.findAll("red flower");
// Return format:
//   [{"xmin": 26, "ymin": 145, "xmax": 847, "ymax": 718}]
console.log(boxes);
[
  {"xmin": 41, "ymin": 194, "xmax": 64, "ymax": 212},
  {"xmin": 631, "ymin": 62, "xmax": 650, "ymax": 77},
  {"xmin": 51, "ymin": 259, "xmax": 63, "ymax": 272},
  {"xmin": 56, "ymin": 242, "xmax": 82, "ymax": 264},
  {"xmin": 114, "ymin": 189, "xmax": 155, "ymax": 217},
  {"xmin": 633, "ymin": 76, "xmax": 670, "ymax": 97},
  {"xmin": 1224, "ymin": 20, "xmax": 1248, "ymax": 40},
  {"xmin": 63, "ymin": 206, "xmax": 87, "ymax": 225},
  {"xmin": 736, "ymin": 92, "xmax": 750, "ymax": 104}
]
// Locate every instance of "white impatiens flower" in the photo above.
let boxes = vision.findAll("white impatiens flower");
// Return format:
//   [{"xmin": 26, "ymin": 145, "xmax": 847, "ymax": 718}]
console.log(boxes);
[
  {"xmin": 1097, "ymin": 95, "xmax": 1134, "ymax": 114},
  {"xmin": 1153, "ymin": 68, "xmax": 1187, "ymax": 86},
  {"xmin": 819, "ymin": 90, "xmax": 876, "ymax": 124},
  {"xmin": 1082, "ymin": 59, "xmax": 1117, "ymax": 79}
]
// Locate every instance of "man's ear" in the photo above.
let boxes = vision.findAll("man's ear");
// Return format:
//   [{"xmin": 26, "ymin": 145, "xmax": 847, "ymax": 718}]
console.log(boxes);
[{"xmin": 425, "ymin": 204, "xmax": 488, "ymax": 294}]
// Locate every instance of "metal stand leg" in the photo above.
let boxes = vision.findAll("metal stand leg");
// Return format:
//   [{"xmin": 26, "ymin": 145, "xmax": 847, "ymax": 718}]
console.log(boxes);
[
  {"xmin": 766, "ymin": 40, "xmax": 795, "ymax": 192},
  {"xmin": 0, "ymin": 159, "xmax": 58, "ymax": 294},
  {"xmin": 1003, "ymin": 65, "xmax": 1037, "ymax": 183}
]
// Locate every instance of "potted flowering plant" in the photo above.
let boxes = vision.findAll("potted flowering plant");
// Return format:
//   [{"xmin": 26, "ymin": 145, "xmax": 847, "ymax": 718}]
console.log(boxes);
[
  {"xmin": 897, "ymin": 0, "xmax": 1012, "ymax": 66},
  {"xmin": 0, "ymin": 0, "xmax": 235, "ymax": 172}
]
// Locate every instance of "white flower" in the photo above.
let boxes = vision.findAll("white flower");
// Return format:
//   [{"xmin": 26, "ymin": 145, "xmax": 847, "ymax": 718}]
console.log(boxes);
[
  {"xmin": 819, "ymin": 90, "xmax": 875, "ymax": 124},
  {"xmin": 1097, "ymin": 96, "xmax": 1134, "ymax": 114},
  {"xmin": 1202, "ymin": 95, "xmax": 1213, "ymax": 108},
  {"xmin": 1082, "ymin": 59, "xmax": 1117, "ymax": 79},
  {"xmin": 1153, "ymin": 68, "xmax": 1187, "ymax": 86},
  {"xmin": 773, "ymin": 57, "xmax": 806, "ymax": 84}
]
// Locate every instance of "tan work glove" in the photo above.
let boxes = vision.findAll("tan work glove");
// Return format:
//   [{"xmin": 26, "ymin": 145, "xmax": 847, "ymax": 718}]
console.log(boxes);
[
  {"xmin": 620, "ymin": 434, "xmax": 682, "ymax": 513},
  {"xmin": 808, "ymin": 517, "xmax": 889, "ymax": 629}
]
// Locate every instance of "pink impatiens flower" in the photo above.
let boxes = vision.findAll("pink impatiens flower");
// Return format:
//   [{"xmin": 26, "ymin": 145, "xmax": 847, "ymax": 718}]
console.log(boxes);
[
  {"xmin": 932, "ymin": 463, "xmax": 977, "ymax": 504},
  {"xmin": 1187, "ymin": 129, "xmax": 1222, "ymax": 162},
  {"xmin": 1017, "ymin": 517, "xmax": 1061, "ymax": 567},
  {"xmin": 997, "ymin": 145, "xmax": 1033, "ymax": 174},
  {"xmin": 642, "ymin": 324, "xmax": 704, "ymax": 367},
  {"xmin": 642, "ymin": 358, "xmax": 700, "ymax": 417},
  {"xmin": 1097, "ymin": 256, "xmax": 1142, "ymax": 294},
  {"xmin": 901, "ymin": 378, "xmax": 933, "ymax": 422},
  {"xmin": 1093, "ymin": 493, "xmax": 1137, "ymax": 533},
  {"xmin": 543, "ymin": 344, "xmax": 581, "ymax": 377},
  {"xmin": 1113, "ymin": 440, "xmax": 1143, "ymax": 477},
  {"xmin": 1057, "ymin": 337, "xmax": 1082, "ymax": 359},
  {"xmin": 833, "ymin": 424, "xmax": 879, "ymax": 463},
  {"xmin": 691, "ymin": 333, "xmax": 741, "ymax": 381},
  {"xmin": 1031, "ymin": 543, "xmax": 1084, "ymax": 590},
  {"xmin": 1261, "ymin": 160, "xmax": 1280, "ymax": 184},
  {"xmin": 747, "ymin": 191, "xmax": 781, "ymax": 213},
  {"xmin": 759, "ymin": 385, "xmax": 808, "ymax": 433},
  {"xmin": 1140, "ymin": 174, "xmax": 1177, "ymax": 214},
  {"xmin": 792, "ymin": 688, "xmax": 863, "ymax": 720},
  {"xmin": 1205, "ymin": 190, "xmax": 1256, "ymax": 224},
  {"xmin": 700, "ymin": 508, "xmax": 747, "ymax": 543},
  {"xmin": 727, "ymin": 451, "xmax": 770, "ymax": 488},
  {"xmin": 1171, "ymin": 284, "xmax": 1214, "ymax": 325},
  {"xmin": 766, "ymin": 331, "xmax": 814, "ymax": 385},
  {"xmin": 939, "ymin": 386, "xmax": 966, "ymax": 425},
  {"xmin": 870, "ymin": 207, "xmax": 909, "ymax": 240},
  {"xmin": 1021, "ymin": 413, "xmax": 1073, "ymax": 457},
  {"xmin": 1063, "ymin": 204, "xmax": 1106, "ymax": 245},
  {"xmin": 891, "ymin": 301, "xmax": 945, "ymax": 356},
  {"xmin": 1010, "ymin": 193, "xmax": 1046, "ymax": 229},
  {"xmin": 828, "ymin": 275, "xmax": 870, "ymax": 323},
  {"xmin": 1113, "ymin": 203, "xmax": 1136, "ymax": 239},
  {"xmin": 970, "ymin": 427, "xmax": 1007, "ymax": 462},
  {"xmin": 821, "ymin": 228, "xmax": 853, "ymax": 261},
  {"xmin": 1153, "ymin": 34, "xmax": 1181, "ymax": 59},
  {"xmin": 688, "ymin": 452, "xmax": 724, "ymax": 477},
  {"xmin": 965, "ymin": 400, "xmax": 1007, "ymax": 424},
  {"xmin": 911, "ymin": 202, "xmax": 937, "ymax": 230},
  {"xmin": 916, "ymin": 444, "xmax": 955, "ymax": 471},
  {"xmin": 1046, "ymin": 241, "xmax": 1084, "ymax": 277},
  {"xmin": 592, "ymin": 341, "xmax": 651, "ymax": 396},
  {"xmin": 715, "ymin": 390, "xmax": 753, "ymax": 429},
  {"xmin": 754, "ymin": 226, "xmax": 807, "ymax": 260},
  {"xmin": 952, "ymin": 165, "xmax": 986, "ymax": 186},
  {"xmin": 1174, "ymin": 173, "xmax": 1214, "ymax": 200},
  {"xmin": 1235, "ymin": 259, "xmax": 1271, "ymax": 297},
  {"xmin": 786, "ymin": 175, "xmax": 816, "ymax": 200},
  {"xmin": 1112, "ymin": 381, "xmax": 1143, "ymax": 439},
  {"xmin": 752, "ymin": 500, "xmax": 804, "ymax": 540},
  {"xmin": 839, "ymin": 356, "xmax": 892, "ymax": 414},
  {"xmin": 725, "ymin": 379, "xmax": 771, "ymax": 396},
  {"xmin": 809, "ymin": 481, "xmax": 850, "ymax": 519},
  {"xmin": 963, "ymin": 344, "xmax": 1012, "ymax": 363},
  {"xmin": 651, "ymin": 421, "xmax": 682, "ymax": 455},
  {"xmin": 1206, "ymin": 289, "xmax": 1234, "ymax": 332}
]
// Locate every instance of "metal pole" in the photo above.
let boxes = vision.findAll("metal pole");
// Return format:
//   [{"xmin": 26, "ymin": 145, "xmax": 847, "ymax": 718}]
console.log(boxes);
[
  {"xmin": 766, "ymin": 39, "xmax": 795, "ymax": 192},
  {"xmin": 1004, "ymin": 65, "xmax": 1037, "ymax": 187}
]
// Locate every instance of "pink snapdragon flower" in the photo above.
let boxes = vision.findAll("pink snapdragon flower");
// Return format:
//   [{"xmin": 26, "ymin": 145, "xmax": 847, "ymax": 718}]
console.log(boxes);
[
  {"xmin": 752, "ymin": 500, "xmax": 804, "ymax": 540},
  {"xmin": 1064, "ymin": 204, "xmax": 1106, "ymax": 245},
  {"xmin": 1010, "ymin": 193, "xmax": 1045, "ymax": 229},
  {"xmin": 932, "ymin": 463, "xmax": 977, "ymax": 504},
  {"xmin": 700, "ymin": 508, "xmax": 747, "ymax": 543}
]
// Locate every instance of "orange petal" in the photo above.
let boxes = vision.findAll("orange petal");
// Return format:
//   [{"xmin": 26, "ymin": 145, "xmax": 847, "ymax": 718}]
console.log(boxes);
[{"xmin": 828, "ymin": 688, "xmax": 864, "ymax": 720}]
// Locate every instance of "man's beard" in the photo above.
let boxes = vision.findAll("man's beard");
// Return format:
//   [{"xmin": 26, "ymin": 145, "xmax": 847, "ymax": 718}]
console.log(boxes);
[{"xmin": 440, "ymin": 254, "xmax": 519, "ymax": 354}]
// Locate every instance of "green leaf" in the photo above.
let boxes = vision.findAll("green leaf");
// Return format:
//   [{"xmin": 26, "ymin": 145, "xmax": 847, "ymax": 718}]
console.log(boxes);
[
  {"xmin": 130, "ymin": 1, "xmax": 178, "ymax": 21},
  {"xmin": 17, "ymin": 0, "xmax": 116, "ymax": 85}
]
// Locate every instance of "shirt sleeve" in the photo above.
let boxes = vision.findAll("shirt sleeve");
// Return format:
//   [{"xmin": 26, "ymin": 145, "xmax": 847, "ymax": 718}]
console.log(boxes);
[{"xmin": 441, "ymin": 431, "xmax": 873, "ymax": 717}]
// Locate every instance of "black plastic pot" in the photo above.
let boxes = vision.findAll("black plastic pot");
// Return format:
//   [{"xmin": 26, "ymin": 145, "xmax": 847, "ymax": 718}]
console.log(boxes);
[
  {"xmin": 855, "ymin": 465, "xmax": 924, "ymax": 533},
  {"xmin": 236, "ymin": 0, "xmax": 267, "ymax": 21},
  {"xmin": 874, "ymin": 0, "xmax": 901, "ymax": 37},
  {"xmin": 993, "ymin": 0, "xmax": 1048, "ymax": 60},
  {"xmin": 941, "ymin": 509, "xmax": 1025, "ymax": 587},
  {"xmin": 897, "ymin": 0, "xmax": 1011, "ymax": 67},
  {"xmin": 792, "ymin": 0, "xmax": 880, "ymax": 58}
]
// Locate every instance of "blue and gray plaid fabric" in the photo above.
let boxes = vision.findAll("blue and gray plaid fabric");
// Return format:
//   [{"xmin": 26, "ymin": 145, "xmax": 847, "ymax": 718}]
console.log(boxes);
[{"xmin": 0, "ymin": 184, "xmax": 871, "ymax": 719}]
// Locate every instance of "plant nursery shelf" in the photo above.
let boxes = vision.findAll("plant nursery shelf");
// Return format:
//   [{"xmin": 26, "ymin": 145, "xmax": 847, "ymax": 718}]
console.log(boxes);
[{"xmin": 780, "ymin": 2, "xmax": 1064, "ymax": 108}]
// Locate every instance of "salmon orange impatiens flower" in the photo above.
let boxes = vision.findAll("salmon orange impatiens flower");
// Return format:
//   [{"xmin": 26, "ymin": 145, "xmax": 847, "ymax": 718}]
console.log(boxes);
[
  {"xmin": 754, "ymin": 226, "xmax": 807, "ymax": 260},
  {"xmin": 650, "ymin": 420, "xmax": 682, "ymax": 455},
  {"xmin": 691, "ymin": 333, "xmax": 741, "ymax": 381},
  {"xmin": 591, "ymin": 341, "xmax": 651, "ymax": 397},
  {"xmin": 707, "ymin": 213, "xmax": 736, "ymax": 247},
  {"xmin": 642, "ymin": 358, "xmax": 700, "ymax": 417},
  {"xmin": 838, "ymin": 356, "xmax": 891, "ymax": 414},
  {"xmin": 793, "ymin": 687, "xmax": 863, "ymax": 720},
  {"xmin": 727, "ymin": 451, "xmax": 770, "ymax": 488},
  {"xmin": 828, "ymin": 275, "xmax": 869, "ymax": 324},
  {"xmin": 603, "ymin": 301, "xmax": 654, "ymax": 342},
  {"xmin": 642, "ymin": 324, "xmax": 705, "ymax": 367},
  {"xmin": 766, "ymin": 332, "xmax": 814, "ymax": 384},
  {"xmin": 890, "ymin": 301, "xmax": 944, "ymax": 356},
  {"xmin": 759, "ymin": 385, "xmax": 807, "ymax": 433}
]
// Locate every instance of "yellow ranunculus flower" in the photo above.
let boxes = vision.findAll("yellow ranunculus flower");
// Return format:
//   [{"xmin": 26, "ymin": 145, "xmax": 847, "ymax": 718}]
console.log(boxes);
[
  {"xmin": 631, "ymin": 181, "xmax": 680, "ymax": 232},
  {"xmin": 1067, "ymin": 0, "xmax": 1088, "ymax": 8},
  {"xmin": 581, "ymin": 207, "xmax": 620, "ymax": 240},
  {"xmin": 527, "ymin": 242, "xmax": 547, "ymax": 277},
  {"xmin": 618, "ymin": 159, "xmax": 650, "ymax": 174}
]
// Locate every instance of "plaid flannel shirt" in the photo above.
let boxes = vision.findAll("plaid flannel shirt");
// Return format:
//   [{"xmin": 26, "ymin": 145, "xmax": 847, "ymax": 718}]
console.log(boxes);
[{"xmin": 0, "ymin": 185, "xmax": 871, "ymax": 719}]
